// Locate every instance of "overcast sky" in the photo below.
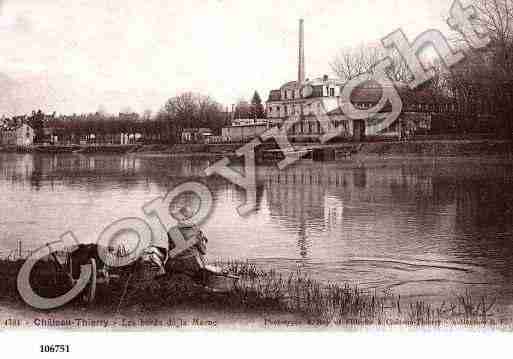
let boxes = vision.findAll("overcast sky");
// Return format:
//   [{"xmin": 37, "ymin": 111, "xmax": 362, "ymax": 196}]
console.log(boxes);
[{"xmin": 0, "ymin": 0, "xmax": 459, "ymax": 116}]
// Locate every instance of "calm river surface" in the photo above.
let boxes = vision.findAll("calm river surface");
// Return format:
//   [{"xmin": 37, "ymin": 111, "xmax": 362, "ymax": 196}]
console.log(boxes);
[{"xmin": 1, "ymin": 153, "xmax": 513, "ymax": 313}]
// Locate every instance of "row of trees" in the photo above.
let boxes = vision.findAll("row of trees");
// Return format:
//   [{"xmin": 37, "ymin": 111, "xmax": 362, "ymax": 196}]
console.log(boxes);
[
  {"xmin": 3, "ymin": 89, "xmax": 266, "ymax": 144},
  {"xmin": 330, "ymin": 0, "xmax": 513, "ymax": 136},
  {"xmin": 5, "ymin": 110, "xmax": 170, "ymax": 144},
  {"xmin": 160, "ymin": 90, "xmax": 265, "ymax": 142}
]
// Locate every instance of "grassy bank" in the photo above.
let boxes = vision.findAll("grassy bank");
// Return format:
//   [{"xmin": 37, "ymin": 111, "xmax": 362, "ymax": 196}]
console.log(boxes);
[{"xmin": 0, "ymin": 259, "xmax": 501, "ymax": 328}]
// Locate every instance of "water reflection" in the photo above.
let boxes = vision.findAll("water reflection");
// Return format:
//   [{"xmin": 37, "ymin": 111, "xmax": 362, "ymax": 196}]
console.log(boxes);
[{"xmin": 1, "ymin": 153, "xmax": 513, "ymax": 309}]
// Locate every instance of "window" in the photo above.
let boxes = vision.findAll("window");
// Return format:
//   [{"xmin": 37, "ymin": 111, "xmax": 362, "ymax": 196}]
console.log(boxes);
[{"xmin": 329, "ymin": 88, "xmax": 335, "ymax": 97}]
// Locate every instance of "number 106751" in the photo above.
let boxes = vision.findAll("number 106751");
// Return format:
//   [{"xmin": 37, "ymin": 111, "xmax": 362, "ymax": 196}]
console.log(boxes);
[{"xmin": 40, "ymin": 345, "xmax": 70, "ymax": 353}]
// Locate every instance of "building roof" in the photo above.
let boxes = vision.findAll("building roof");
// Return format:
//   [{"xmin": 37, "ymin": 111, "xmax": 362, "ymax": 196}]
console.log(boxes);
[
  {"xmin": 280, "ymin": 81, "xmax": 298, "ymax": 89},
  {"xmin": 268, "ymin": 76, "xmax": 455, "ymax": 106},
  {"xmin": 228, "ymin": 123, "xmax": 268, "ymax": 128},
  {"xmin": 326, "ymin": 85, "xmax": 455, "ymax": 116},
  {"xmin": 182, "ymin": 128, "xmax": 211, "ymax": 133},
  {"xmin": 278, "ymin": 76, "xmax": 344, "ymax": 91},
  {"xmin": 342, "ymin": 83, "xmax": 455, "ymax": 105},
  {"xmin": 268, "ymin": 90, "xmax": 281, "ymax": 101}
]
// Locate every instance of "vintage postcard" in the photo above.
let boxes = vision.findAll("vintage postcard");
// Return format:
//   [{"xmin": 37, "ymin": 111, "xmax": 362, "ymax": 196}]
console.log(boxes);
[{"xmin": 0, "ymin": 0, "xmax": 512, "ymax": 356}]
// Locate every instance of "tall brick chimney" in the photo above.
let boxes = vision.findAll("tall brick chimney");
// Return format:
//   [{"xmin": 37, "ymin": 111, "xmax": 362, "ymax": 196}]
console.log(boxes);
[{"xmin": 298, "ymin": 19, "xmax": 305, "ymax": 84}]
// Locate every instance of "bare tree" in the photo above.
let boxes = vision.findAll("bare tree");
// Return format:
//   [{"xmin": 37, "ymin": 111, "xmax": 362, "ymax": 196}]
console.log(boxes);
[
  {"xmin": 444, "ymin": 0, "xmax": 513, "ymax": 135},
  {"xmin": 163, "ymin": 92, "xmax": 224, "ymax": 142},
  {"xmin": 233, "ymin": 99, "xmax": 252, "ymax": 119},
  {"xmin": 330, "ymin": 44, "xmax": 380, "ymax": 81},
  {"xmin": 197, "ymin": 95, "xmax": 224, "ymax": 132},
  {"xmin": 472, "ymin": 0, "xmax": 513, "ymax": 74},
  {"xmin": 473, "ymin": 0, "xmax": 513, "ymax": 43},
  {"xmin": 330, "ymin": 44, "xmax": 412, "ymax": 82}
]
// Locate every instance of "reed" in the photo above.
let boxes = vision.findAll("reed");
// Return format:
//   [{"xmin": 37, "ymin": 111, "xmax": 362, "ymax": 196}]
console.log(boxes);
[
  {"xmin": 219, "ymin": 260, "xmax": 498, "ymax": 326},
  {"xmin": 0, "ymin": 257, "xmax": 499, "ymax": 327}
]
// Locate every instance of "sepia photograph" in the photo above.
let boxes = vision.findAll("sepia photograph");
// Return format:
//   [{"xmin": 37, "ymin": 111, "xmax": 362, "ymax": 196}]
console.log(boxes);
[{"xmin": 0, "ymin": 0, "xmax": 512, "ymax": 356}]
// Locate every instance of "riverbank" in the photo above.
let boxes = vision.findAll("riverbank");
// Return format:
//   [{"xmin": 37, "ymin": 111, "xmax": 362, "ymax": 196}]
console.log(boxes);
[
  {"xmin": 0, "ymin": 144, "xmax": 138, "ymax": 154},
  {"xmin": 0, "ymin": 259, "xmax": 506, "ymax": 329},
  {"xmin": 357, "ymin": 139, "xmax": 513, "ymax": 157},
  {"xmin": 2, "ymin": 139, "xmax": 512, "ymax": 158}
]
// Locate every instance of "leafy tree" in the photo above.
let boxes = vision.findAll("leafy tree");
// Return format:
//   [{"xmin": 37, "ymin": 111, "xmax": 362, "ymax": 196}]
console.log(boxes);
[
  {"xmin": 250, "ymin": 91, "xmax": 265, "ymax": 119},
  {"xmin": 27, "ymin": 110, "xmax": 48, "ymax": 143}
]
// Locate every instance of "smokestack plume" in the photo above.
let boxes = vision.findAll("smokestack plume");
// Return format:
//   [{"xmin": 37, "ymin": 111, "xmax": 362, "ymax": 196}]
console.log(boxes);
[{"xmin": 298, "ymin": 19, "xmax": 305, "ymax": 84}]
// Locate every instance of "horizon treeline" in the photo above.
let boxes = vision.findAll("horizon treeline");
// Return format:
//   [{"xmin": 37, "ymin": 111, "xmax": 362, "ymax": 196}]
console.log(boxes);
[{"xmin": 0, "ymin": 89, "xmax": 267, "ymax": 144}]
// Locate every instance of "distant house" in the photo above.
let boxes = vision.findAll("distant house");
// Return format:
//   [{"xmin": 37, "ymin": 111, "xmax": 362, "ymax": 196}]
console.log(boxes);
[
  {"xmin": 232, "ymin": 118, "xmax": 268, "ymax": 126},
  {"xmin": 118, "ymin": 112, "xmax": 140, "ymax": 121},
  {"xmin": 0, "ymin": 123, "xmax": 36, "ymax": 146},
  {"xmin": 181, "ymin": 128, "xmax": 213, "ymax": 143},
  {"xmin": 221, "ymin": 122, "xmax": 270, "ymax": 143}
]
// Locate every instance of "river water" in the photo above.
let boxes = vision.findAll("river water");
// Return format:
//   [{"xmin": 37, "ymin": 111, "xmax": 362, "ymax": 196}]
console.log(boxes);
[{"xmin": 1, "ymin": 153, "xmax": 513, "ymax": 314}]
